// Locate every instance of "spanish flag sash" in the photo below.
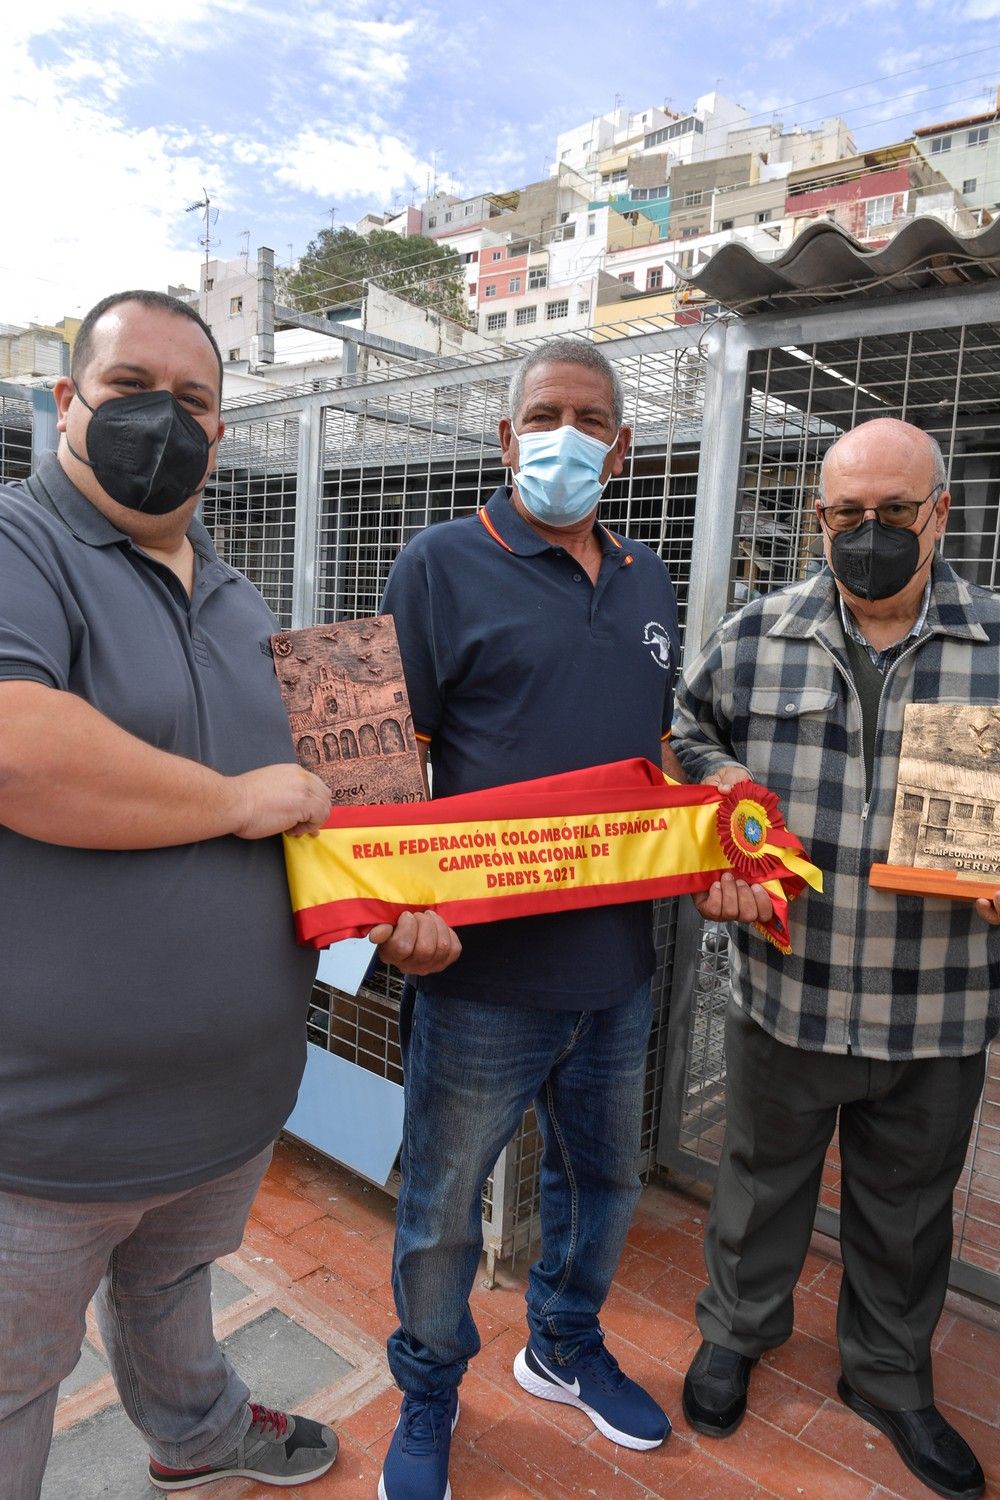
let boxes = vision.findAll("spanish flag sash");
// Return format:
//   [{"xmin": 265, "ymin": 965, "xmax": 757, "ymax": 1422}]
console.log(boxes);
[{"xmin": 284, "ymin": 758, "xmax": 822, "ymax": 954}]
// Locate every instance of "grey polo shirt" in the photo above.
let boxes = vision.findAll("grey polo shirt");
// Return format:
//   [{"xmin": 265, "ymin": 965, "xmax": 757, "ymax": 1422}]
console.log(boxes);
[{"xmin": 0, "ymin": 452, "xmax": 317, "ymax": 1200}]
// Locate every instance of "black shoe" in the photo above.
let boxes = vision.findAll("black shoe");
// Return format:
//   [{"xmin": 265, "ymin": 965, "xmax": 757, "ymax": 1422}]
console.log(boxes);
[
  {"xmin": 837, "ymin": 1377, "xmax": 984, "ymax": 1500},
  {"xmin": 682, "ymin": 1340, "xmax": 758, "ymax": 1437}
]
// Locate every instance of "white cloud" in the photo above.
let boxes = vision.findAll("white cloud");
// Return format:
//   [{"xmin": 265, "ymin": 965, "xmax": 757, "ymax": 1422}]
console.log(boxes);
[
  {"xmin": 0, "ymin": 36, "xmax": 228, "ymax": 321},
  {"xmin": 0, "ymin": 1, "xmax": 434, "ymax": 322},
  {"xmin": 458, "ymin": 122, "xmax": 533, "ymax": 193},
  {"xmin": 764, "ymin": 35, "xmax": 796, "ymax": 62},
  {"xmin": 6, "ymin": 0, "xmax": 238, "ymax": 48},
  {"xmin": 48, "ymin": 54, "xmax": 131, "ymax": 102},
  {"xmin": 736, "ymin": 90, "xmax": 791, "ymax": 118},
  {"xmin": 274, "ymin": 126, "xmax": 435, "ymax": 201},
  {"xmin": 876, "ymin": 44, "xmax": 939, "ymax": 72},
  {"xmin": 249, "ymin": 6, "xmax": 421, "ymax": 94}
]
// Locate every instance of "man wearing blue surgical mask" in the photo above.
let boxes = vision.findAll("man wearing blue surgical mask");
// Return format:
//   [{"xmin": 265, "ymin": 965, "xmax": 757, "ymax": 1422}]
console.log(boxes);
[
  {"xmin": 505, "ymin": 373, "xmax": 626, "ymax": 535},
  {"xmin": 376, "ymin": 341, "xmax": 688, "ymax": 1500}
]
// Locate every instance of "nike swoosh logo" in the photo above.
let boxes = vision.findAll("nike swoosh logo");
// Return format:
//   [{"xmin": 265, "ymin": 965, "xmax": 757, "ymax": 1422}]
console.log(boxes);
[{"xmin": 533, "ymin": 1352, "xmax": 581, "ymax": 1396}]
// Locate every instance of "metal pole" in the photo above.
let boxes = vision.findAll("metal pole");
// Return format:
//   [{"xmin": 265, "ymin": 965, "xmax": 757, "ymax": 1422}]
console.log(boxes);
[
  {"xmin": 684, "ymin": 319, "xmax": 750, "ymax": 652},
  {"xmin": 291, "ymin": 405, "xmax": 324, "ymax": 628},
  {"xmin": 256, "ymin": 247, "xmax": 275, "ymax": 366},
  {"xmin": 30, "ymin": 387, "xmax": 58, "ymax": 465}
]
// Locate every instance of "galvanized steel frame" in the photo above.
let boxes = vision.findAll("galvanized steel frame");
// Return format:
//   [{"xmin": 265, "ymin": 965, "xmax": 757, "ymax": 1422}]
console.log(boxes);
[
  {"xmin": 209, "ymin": 321, "xmax": 705, "ymax": 1268},
  {"xmin": 8, "ymin": 293, "xmax": 996, "ymax": 1299}
]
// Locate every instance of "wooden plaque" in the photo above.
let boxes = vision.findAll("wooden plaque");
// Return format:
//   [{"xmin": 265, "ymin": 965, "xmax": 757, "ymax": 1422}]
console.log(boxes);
[
  {"xmin": 271, "ymin": 616, "xmax": 426, "ymax": 806},
  {"xmin": 869, "ymin": 703, "xmax": 1000, "ymax": 901}
]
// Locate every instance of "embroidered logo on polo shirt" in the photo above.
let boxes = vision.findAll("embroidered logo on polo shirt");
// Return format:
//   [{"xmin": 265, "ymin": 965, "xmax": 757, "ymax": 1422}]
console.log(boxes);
[{"xmin": 643, "ymin": 621, "xmax": 674, "ymax": 671}]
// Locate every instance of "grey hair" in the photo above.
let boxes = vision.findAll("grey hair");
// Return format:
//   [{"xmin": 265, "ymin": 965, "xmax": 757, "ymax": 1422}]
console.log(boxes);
[
  {"xmin": 818, "ymin": 423, "xmax": 948, "ymax": 499},
  {"xmin": 507, "ymin": 338, "xmax": 624, "ymax": 428}
]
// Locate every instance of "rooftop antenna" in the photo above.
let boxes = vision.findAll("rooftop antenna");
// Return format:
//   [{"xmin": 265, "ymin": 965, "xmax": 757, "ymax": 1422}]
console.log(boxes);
[
  {"xmin": 185, "ymin": 187, "xmax": 219, "ymax": 289},
  {"xmin": 239, "ymin": 228, "xmax": 250, "ymax": 271}
]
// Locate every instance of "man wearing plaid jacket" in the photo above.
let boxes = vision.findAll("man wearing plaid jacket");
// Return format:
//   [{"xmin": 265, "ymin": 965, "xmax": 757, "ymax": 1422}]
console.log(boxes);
[{"xmin": 671, "ymin": 419, "xmax": 998, "ymax": 1500}]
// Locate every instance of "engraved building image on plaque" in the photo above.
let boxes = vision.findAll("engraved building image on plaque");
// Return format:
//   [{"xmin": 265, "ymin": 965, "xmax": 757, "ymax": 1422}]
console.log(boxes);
[
  {"xmin": 875, "ymin": 703, "xmax": 1000, "ymax": 894},
  {"xmin": 271, "ymin": 616, "xmax": 426, "ymax": 806}
]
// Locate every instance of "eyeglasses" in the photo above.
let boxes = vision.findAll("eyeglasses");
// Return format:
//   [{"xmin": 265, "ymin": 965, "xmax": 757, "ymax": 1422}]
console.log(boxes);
[{"xmin": 817, "ymin": 482, "xmax": 944, "ymax": 534}]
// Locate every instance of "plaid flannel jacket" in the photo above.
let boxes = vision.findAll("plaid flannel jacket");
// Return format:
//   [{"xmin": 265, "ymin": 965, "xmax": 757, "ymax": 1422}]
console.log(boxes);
[{"xmin": 672, "ymin": 557, "xmax": 1000, "ymax": 1060}]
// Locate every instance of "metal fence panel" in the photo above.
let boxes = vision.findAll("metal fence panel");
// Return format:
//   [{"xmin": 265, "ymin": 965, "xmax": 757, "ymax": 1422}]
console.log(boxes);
[
  {"xmin": 203, "ymin": 327, "xmax": 706, "ymax": 1267},
  {"xmin": 202, "ymin": 416, "xmax": 301, "ymax": 626},
  {"xmin": 11, "ymin": 295, "xmax": 996, "ymax": 1301},
  {"xmin": 0, "ymin": 384, "xmax": 34, "ymax": 485}
]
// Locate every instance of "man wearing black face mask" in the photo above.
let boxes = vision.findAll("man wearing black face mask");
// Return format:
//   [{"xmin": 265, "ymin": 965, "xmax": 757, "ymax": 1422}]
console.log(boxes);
[
  {"xmin": 67, "ymin": 381, "xmax": 216, "ymax": 514},
  {"xmin": 671, "ymin": 419, "xmax": 998, "ymax": 1500},
  {"xmin": 0, "ymin": 290, "xmax": 453, "ymax": 1498}
]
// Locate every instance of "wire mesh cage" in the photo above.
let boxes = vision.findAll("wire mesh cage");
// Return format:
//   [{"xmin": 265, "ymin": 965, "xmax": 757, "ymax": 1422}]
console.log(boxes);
[
  {"xmin": 202, "ymin": 327, "xmax": 706, "ymax": 1269},
  {"xmin": 7, "ymin": 291, "xmax": 1000, "ymax": 1301},
  {"xmin": 0, "ymin": 391, "xmax": 33, "ymax": 484},
  {"xmin": 203, "ymin": 417, "xmax": 300, "ymax": 626},
  {"xmin": 733, "ymin": 321, "xmax": 1000, "ymax": 610}
]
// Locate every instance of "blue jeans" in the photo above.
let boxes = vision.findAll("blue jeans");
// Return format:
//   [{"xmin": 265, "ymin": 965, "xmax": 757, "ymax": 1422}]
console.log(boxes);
[
  {"xmin": 387, "ymin": 980, "xmax": 653, "ymax": 1393},
  {"xmin": 0, "ymin": 1147, "xmax": 272, "ymax": 1500}
]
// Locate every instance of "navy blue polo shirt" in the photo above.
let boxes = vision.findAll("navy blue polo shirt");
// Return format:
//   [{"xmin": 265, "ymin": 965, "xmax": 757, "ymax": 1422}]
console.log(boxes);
[
  {"xmin": 0, "ymin": 452, "xmax": 317, "ymax": 1200},
  {"xmin": 381, "ymin": 487, "xmax": 680, "ymax": 1009}
]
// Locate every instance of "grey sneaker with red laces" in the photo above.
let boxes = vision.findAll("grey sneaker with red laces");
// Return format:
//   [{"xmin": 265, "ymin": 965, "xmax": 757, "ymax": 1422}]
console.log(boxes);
[{"xmin": 148, "ymin": 1402, "xmax": 338, "ymax": 1490}]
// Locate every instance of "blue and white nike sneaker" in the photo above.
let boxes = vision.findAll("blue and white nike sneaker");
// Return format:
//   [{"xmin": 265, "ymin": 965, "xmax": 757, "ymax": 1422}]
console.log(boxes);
[
  {"xmin": 378, "ymin": 1388, "xmax": 459, "ymax": 1500},
  {"xmin": 513, "ymin": 1339, "xmax": 670, "ymax": 1450}
]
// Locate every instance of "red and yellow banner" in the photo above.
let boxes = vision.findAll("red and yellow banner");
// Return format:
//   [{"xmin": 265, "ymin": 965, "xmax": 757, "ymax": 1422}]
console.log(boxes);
[{"xmin": 284, "ymin": 758, "xmax": 822, "ymax": 954}]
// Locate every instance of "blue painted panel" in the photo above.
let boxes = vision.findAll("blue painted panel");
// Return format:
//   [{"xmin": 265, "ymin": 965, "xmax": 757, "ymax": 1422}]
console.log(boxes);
[
  {"xmin": 316, "ymin": 938, "xmax": 376, "ymax": 996},
  {"xmin": 285, "ymin": 1042, "xmax": 404, "ymax": 1186}
]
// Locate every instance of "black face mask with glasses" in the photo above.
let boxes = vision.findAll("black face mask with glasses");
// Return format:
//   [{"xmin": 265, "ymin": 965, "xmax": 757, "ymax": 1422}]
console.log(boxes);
[{"xmin": 818, "ymin": 484, "xmax": 943, "ymax": 602}]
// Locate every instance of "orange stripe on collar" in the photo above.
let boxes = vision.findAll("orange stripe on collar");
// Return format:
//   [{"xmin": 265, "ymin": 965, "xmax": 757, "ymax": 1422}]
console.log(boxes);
[
  {"xmin": 478, "ymin": 508, "xmax": 514, "ymax": 553},
  {"xmin": 601, "ymin": 526, "xmax": 633, "ymax": 564}
]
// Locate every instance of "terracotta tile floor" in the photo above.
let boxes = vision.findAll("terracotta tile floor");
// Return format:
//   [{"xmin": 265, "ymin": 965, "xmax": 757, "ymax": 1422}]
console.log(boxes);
[{"xmin": 226, "ymin": 1134, "xmax": 1000, "ymax": 1500}]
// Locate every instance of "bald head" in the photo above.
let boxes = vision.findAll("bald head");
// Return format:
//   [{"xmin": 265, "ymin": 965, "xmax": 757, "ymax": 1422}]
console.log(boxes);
[
  {"xmin": 819, "ymin": 419, "xmax": 946, "ymax": 501},
  {"xmin": 815, "ymin": 417, "xmax": 951, "ymax": 612}
]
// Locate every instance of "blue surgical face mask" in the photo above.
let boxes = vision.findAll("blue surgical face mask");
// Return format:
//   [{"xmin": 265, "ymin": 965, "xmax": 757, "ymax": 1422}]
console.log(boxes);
[{"xmin": 511, "ymin": 423, "xmax": 618, "ymax": 527}]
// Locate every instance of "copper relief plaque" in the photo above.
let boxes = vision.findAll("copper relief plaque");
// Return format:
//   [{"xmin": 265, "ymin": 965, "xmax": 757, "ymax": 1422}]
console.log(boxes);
[{"xmin": 271, "ymin": 616, "xmax": 426, "ymax": 806}]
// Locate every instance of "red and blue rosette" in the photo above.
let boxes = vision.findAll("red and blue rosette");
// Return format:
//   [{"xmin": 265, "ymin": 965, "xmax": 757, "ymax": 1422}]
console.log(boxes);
[{"xmin": 716, "ymin": 781, "xmax": 813, "ymax": 952}]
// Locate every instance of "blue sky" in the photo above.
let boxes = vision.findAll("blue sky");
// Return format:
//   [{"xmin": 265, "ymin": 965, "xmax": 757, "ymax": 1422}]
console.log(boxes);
[{"xmin": 4, "ymin": 0, "xmax": 1000, "ymax": 324}]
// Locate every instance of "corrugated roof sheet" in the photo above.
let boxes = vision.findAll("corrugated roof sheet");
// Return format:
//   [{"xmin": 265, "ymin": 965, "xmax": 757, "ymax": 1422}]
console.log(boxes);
[{"xmin": 682, "ymin": 216, "xmax": 1000, "ymax": 315}]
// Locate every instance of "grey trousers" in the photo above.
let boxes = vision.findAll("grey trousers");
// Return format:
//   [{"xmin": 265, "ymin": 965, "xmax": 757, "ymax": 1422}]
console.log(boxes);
[
  {"xmin": 697, "ymin": 1000, "xmax": 985, "ymax": 1410},
  {"xmin": 0, "ymin": 1146, "xmax": 272, "ymax": 1500}
]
